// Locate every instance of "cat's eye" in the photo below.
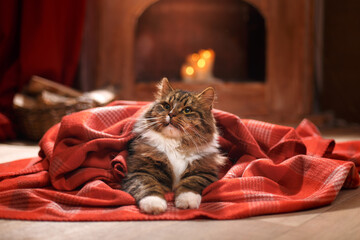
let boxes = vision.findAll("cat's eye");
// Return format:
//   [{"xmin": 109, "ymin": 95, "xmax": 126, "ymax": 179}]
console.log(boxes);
[
  {"xmin": 163, "ymin": 103, "xmax": 171, "ymax": 110},
  {"xmin": 183, "ymin": 107, "xmax": 192, "ymax": 114}
]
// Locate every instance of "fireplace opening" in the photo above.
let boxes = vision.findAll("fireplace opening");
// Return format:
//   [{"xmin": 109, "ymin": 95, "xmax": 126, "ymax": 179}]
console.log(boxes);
[{"xmin": 134, "ymin": 0, "xmax": 266, "ymax": 83}]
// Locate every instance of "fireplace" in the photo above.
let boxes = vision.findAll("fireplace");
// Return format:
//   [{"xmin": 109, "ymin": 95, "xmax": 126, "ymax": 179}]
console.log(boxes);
[
  {"xmin": 134, "ymin": 0, "xmax": 265, "ymax": 83},
  {"xmin": 80, "ymin": 0, "xmax": 315, "ymax": 122}
]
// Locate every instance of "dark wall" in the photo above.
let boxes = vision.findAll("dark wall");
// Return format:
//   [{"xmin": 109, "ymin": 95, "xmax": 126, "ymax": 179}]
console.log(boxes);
[{"xmin": 322, "ymin": 0, "xmax": 360, "ymax": 123}]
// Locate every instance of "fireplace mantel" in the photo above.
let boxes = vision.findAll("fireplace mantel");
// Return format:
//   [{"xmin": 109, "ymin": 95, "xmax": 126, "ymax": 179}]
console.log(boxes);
[{"xmin": 80, "ymin": 0, "xmax": 314, "ymax": 122}]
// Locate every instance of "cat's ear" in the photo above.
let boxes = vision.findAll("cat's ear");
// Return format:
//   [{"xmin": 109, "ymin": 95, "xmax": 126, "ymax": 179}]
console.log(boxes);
[
  {"xmin": 156, "ymin": 77, "xmax": 174, "ymax": 99},
  {"xmin": 197, "ymin": 87, "xmax": 215, "ymax": 110}
]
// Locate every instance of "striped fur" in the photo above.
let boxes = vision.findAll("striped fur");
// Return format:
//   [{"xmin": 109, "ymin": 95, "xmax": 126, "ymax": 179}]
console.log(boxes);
[{"xmin": 122, "ymin": 78, "xmax": 225, "ymax": 214}]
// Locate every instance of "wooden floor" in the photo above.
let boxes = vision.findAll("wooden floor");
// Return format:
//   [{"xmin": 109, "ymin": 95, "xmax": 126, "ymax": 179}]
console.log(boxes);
[{"xmin": 1, "ymin": 128, "xmax": 360, "ymax": 240}]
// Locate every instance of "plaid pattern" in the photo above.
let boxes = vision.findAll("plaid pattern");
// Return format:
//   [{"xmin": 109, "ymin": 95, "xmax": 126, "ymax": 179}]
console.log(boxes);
[{"xmin": 0, "ymin": 101, "xmax": 359, "ymax": 221}]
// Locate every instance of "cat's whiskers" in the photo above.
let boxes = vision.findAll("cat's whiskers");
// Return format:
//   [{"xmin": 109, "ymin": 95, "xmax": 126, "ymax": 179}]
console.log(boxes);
[
  {"xmin": 188, "ymin": 126, "xmax": 208, "ymax": 141},
  {"xmin": 134, "ymin": 118, "xmax": 162, "ymax": 140},
  {"xmin": 135, "ymin": 122, "xmax": 157, "ymax": 132},
  {"xmin": 177, "ymin": 119, "xmax": 209, "ymax": 145},
  {"xmin": 142, "ymin": 117, "xmax": 163, "ymax": 120},
  {"xmin": 137, "ymin": 117, "xmax": 161, "ymax": 126},
  {"xmin": 136, "ymin": 117, "xmax": 162, "ymax": 126},
  {"xmin": 177, "ymin": 124, "xmax": 201, "ymax": 154},
  {"xmin": 186, "ymin": 126, "xmax": 212, "ymax": 148}
]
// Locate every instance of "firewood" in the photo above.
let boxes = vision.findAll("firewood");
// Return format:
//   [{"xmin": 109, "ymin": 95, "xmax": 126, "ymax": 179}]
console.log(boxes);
[{"xmin": 27, "ymin": 75, "xmax": 82, "ymax": 97}]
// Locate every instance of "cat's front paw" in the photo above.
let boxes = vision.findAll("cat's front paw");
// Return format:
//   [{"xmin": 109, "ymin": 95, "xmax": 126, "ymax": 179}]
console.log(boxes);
[
  {"xmin": 138, "ymin": 196, "xmax": 167, "ymax": 215},
  {"xmin": 175, "ymin": 192, "xmax": 201, "ymax": 209}
]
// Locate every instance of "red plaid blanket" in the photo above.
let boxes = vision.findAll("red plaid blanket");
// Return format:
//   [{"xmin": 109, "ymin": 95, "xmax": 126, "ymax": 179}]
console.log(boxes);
[{"xmin": 0, "ymin": 101, "xmax": 359, "ymax": 221}]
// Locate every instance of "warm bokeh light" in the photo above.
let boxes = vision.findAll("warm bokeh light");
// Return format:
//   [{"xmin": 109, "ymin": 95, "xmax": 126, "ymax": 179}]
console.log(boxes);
[
  {"xmin": 197, "ymin": 58, "xmax": 206, "ymax": 68},
  {"xmin": 185, "ymin": 66, "xmax": 194, "ymax": 75},
  {"xmin": 202, "ymin": 50, "xmax": 212, "ymax": 59}
]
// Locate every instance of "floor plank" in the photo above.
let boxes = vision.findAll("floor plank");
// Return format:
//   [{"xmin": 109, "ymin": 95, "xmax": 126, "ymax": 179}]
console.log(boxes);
[
  {"xmin": 255, "ymin": 187, "xmax": 360, "ymax": 227},
  {"xmin": 0, "ymin": 219, "xmax": 292, "ymax": 240},
  {"xmin": 276, "ymin": 189, "xmax": 360, "ymax": 240},
  {"xmin": 0, "ymin": 141, "xmax": 39, "ymax": 163}
]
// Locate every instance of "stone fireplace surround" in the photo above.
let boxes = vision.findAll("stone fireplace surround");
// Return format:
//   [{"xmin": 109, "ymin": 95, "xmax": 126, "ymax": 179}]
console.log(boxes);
[{"xmin": 80, "ymin": 0, "xmax": 314, "ymax": 121}]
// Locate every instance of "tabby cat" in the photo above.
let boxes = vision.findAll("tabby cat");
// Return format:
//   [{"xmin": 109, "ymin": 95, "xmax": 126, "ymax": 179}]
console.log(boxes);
[{"xmin": 122, "ymin": 78, "xmax": 225, "ymax": 214}]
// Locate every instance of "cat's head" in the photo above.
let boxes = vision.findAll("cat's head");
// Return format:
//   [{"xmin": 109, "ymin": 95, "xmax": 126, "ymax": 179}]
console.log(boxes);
[{"xmin": 138, "ymin": 78, "xmax": 217, "ymax": 145}]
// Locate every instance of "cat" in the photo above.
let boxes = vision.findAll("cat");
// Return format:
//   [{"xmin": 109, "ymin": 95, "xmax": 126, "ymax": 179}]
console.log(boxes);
[{"xmin": 122, "ymin": 78, "xmax": 225, "ymax": 214}]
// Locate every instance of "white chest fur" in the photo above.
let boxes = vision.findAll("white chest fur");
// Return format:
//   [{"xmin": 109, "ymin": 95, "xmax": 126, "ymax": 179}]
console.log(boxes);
[
  {"xmin": 141, "ymin": 130, "xmax": 192, "ymax": 186},
  {"xmin": 140, "ymin": 129, "xmax": 219, "ymax": 187}
]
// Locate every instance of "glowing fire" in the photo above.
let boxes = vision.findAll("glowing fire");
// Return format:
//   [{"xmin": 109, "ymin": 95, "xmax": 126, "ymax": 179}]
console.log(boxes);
[
  {"xmin": 181, "ymin": 49, "xmax": 216, "ymax": 83},
  {"xmin": 202, "ymin": 50, "xmax": 212, "ymax": 59},
  {"xmin": 197, "ymin": 58, "xmax": 206, "ymax": 68},
  {"xmin": 185, "ymin": 66, "xmax": 194, "ymax": 75}
]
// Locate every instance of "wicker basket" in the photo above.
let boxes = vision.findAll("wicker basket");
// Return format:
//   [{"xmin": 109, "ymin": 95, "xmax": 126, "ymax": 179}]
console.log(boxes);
[{"xmin": 14, "ymin": 101, "xmax": 95, "ymax": 141}]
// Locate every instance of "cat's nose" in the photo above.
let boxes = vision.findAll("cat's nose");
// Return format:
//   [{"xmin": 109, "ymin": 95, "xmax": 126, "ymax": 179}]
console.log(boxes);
[{"xmin": 168, "ymin": 112, "xmax": 176, "ymax": 118}]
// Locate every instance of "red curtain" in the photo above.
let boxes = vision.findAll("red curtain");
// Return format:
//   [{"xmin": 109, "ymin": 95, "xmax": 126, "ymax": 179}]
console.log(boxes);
[{"xmin": 0, "ymin": 0, "xmax": 87, "ymax": 140}]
